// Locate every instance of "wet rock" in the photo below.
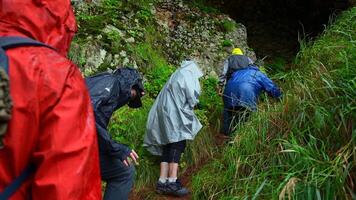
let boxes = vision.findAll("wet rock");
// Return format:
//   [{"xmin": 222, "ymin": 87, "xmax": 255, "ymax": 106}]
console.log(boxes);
[
  {"xmin": 154, "ymin": 1, "xmax": 257, "ymax": 75},
  {"xmin": 126, "ymin": 37, "xmax": 135, "ymax": 43},
  {"xmin": 70, "ymin": 0, "xmax": 257, "ymax": 77}
]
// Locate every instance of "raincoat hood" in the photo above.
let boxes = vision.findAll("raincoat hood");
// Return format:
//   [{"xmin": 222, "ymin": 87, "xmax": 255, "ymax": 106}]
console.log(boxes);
[
  {"xmin": 86, "ymin": 68, "xmax": 144, "ymax": 126},
  {"xmin": 181, "ymin": 60, "xmax": 203, "ymax": 78},
  {"xmin": 0, "ymin": 0, "xmax": 77, "ymax": 56},
  {"xmin": 113, "ymin": 68, "xmax": 145, "ymax": 109}
]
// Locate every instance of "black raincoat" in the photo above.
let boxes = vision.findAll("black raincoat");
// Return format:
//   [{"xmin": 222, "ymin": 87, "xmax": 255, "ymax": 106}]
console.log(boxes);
[{"xmin": 86, "ymin": 68, "xmax": 144, "ymax": 161}]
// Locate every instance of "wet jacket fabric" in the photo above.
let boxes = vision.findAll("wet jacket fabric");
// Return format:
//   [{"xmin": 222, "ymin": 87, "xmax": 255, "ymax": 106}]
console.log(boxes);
[
  {"xmin": 86, "ymin": 68, "xmax": 144, "ymax": 161},
  {"xmin": 144, "ymin": 60, "xmax": 203, "ymax": 156},
  {"xmin": 218, "ymin": 55, "xmax": 253, "ymax": 86},
  {"xmin": 0, "ymin": 1, "xmax": 102, "ymax": 199},
  {"xmin": 223, "ymin": 65, "xmax": 282, "ymax": 111}
]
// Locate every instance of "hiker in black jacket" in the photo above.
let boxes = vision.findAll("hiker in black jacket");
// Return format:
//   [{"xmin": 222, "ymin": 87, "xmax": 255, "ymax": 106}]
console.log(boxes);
[{"xmin": 86, "ymin": 67, "xmax": 145, "ymax": 200}]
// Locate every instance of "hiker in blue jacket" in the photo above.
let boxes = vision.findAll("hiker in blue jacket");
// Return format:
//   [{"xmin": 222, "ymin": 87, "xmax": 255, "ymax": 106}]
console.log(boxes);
[{"xmin": 220, "ymin": 64, "xmax": 282, "ymax": 138}]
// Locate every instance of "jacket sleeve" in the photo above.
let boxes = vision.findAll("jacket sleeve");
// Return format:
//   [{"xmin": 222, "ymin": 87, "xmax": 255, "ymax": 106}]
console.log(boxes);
[
  {"xmin": 32, "ymin": 63, "xmax": 101, "ymax": 200},
  {"xmin": 257, "ymin": 72, "xmax": 282, "ymax": 98},
  {"xmin": 218, "ymin": 60, "xmax": 229, "ymax": 86},
  {"xmin": 96, "ymin": 122, "xmax": 131, "ymax": 161}
]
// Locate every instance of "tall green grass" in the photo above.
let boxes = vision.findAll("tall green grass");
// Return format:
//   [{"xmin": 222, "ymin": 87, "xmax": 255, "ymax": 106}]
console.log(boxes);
[{"xmin": 192, "ymin": 8, "xmax": 356, "ymax": 199}]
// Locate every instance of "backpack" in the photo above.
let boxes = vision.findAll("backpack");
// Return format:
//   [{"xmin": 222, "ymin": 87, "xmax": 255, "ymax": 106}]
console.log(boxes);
[
  {"xmin": 0, "ymin": 64, "xmax": 11, "ymax": 148},
  {"xmin": 226, "ymin": 55, "xmax": 251, "ymax": 80},
  {"xmin": 0, "ymin": 36, "xmax": 54, "ymax": 148},
  {"xmin": 0, "ymin": 36, "xmax": 54, "ymax": 199}
]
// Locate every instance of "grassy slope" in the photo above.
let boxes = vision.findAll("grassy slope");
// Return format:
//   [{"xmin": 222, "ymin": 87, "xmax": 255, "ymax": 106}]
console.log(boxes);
[{"xmin": 192, "ymin": 8, "xmax": 356, "ymax": 200}]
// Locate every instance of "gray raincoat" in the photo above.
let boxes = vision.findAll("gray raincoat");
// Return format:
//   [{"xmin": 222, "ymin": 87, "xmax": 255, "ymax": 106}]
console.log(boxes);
[{"xmin": 144, "ymin": 60, "xmax": 203, "ymax": 156}]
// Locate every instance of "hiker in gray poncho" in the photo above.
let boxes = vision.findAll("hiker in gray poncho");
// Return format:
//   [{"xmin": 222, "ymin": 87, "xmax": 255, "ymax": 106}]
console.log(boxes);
[{"xmin": 144, "ymin": 59, "xmax": 203, "ymax": 197}]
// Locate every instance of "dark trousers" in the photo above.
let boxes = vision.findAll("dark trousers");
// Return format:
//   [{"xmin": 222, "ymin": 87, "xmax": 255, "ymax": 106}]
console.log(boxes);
[
  {"xmin": 100, "ymin": 153, "xmax": 135, "ymax": 200},
  {"xmin": 221, "ymin": 106, "xmax": 250, "ymax": 136},
  {"xmin": 161, "ymin": 140, "xmax": 187, "ymax": 163}
]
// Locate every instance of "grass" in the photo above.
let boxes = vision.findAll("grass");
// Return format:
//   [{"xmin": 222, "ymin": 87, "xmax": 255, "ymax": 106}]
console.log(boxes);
[{"xmin": 191, "ymin": 7, "xmax": 356, "ymax": 199}]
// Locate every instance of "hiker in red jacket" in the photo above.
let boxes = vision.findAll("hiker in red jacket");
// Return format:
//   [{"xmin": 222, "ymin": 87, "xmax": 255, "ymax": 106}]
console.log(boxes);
[{"xmin": 0, "ymin": 0, "xmax": 102, "ymax": 199}]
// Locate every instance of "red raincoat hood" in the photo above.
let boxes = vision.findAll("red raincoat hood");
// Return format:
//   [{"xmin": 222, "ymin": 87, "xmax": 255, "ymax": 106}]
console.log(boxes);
[{"xmin": 0, "ymin": 0, "xmax": 77, "ymax": 56}]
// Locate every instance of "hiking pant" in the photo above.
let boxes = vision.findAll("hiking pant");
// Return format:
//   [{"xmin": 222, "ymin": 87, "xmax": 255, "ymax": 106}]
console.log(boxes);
[
  {"xmin": 100, "ymin": 153, "xmax": 135, "ymax": 200},
  {"xmin": 221, "ymin": 106, "xmax": 250, "ymax": 136},
  {"xmin": 161, "ymin": 140, "xmax": 187, "ymax": 163}
]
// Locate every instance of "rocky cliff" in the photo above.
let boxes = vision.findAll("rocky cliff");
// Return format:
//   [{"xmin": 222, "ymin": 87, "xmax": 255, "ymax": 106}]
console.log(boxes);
[{"xmin": 70, "ymin": 0, "xmax": 256, "ymax": 77}]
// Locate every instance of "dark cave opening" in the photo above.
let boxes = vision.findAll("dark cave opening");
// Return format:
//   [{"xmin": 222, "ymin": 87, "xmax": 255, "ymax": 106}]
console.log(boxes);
[{"xmin": 207, "ymin": 0, "xmax": 352, "ymax": 63}]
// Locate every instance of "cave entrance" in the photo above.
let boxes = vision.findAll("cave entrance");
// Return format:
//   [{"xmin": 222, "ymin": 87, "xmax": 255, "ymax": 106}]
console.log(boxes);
[{"xmin": 207, "ymin": 0, "xmax": 352, "ymax": 67}]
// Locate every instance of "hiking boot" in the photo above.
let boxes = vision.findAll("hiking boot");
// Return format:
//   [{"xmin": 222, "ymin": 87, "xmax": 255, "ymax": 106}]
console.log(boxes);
[
  {"xmin": 165, "ymin": 180, "xmax": 189, "ymax": 197},
  {"xmin": 155, "ymin": 181, "xmax": 167, "ymax": 194}
]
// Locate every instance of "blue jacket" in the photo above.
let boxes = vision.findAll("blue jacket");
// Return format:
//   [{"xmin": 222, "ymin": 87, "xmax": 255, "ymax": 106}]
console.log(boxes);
[{"xmin": 223, "ymin": 65, "xmax": 281, "ymax": 111}]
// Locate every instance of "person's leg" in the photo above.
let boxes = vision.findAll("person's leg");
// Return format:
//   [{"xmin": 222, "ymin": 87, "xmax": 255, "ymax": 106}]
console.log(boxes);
[
  {"xmin": 222, "ymin": 107, "xmax": 234, "ymax": 136},
  {"xmin": 165, "ymin": 141, "xmax": 189, "ymax": 196},
  {"xmin": 167, "ymin": 140, "xmax": 186, "ymax": 179},
  {"xmin": 240, "ymin": 107, "xmax": 251, "ymax": 123},
  {"xmin": 100, "ymin": 153, "xmax": 135, "ymax": 200},
  {"xmin": 159, "ymin": 144, "xmax": 171, "ymax": 183},
  {"xmin": 159, "ymin": 162, "xmax": 169, "ymax": 182},
  {"xmin": 156, "ymin": 144, "xmax": 171, "ymax": 193},
  {"xmin": 168, "ymin": 163, "xmax": 178, "ymax": 181},
  {"xmin": 235, "ymin": 106, "xmax": 250, "ymax": 124},
  {"xmin": 228, "ymin": 107, "xmax": 239, "ymax": 135}
]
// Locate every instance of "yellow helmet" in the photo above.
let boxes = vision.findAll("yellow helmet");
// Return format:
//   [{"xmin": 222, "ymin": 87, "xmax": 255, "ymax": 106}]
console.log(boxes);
[{"xmin": 232, "ymin": 48, "xmax": 243, "ymax": 55}]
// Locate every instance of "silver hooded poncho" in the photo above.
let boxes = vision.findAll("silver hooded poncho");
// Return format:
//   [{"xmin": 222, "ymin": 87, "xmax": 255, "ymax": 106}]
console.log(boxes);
[{"xmin": 143, "ymin": 60, "xmax": 203, "ymax": 156}]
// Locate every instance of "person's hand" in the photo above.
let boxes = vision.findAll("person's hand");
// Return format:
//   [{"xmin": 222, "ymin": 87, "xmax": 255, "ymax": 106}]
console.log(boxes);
[
  {"xmin": 123, "ymin": 149, "xmax": 139, "ymax": 167},
  {"xmin": 216, "ymin": 85, "xmax": 223, "ymax": 96}
]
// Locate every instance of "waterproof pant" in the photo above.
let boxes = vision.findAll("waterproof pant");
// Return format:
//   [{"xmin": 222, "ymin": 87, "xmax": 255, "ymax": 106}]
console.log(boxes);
[
  {"xmin": 221, "ymin": 106, "xmax": 250, "ymax": 136},
  {"xmin": 100, "ymin": 153, "xmax": 135, "ymax": 200}
]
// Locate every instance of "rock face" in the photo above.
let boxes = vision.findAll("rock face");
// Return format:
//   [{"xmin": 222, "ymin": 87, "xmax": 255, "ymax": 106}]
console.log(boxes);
[
  {"xmin": 155, "ymin": 0, "xmax": 256, "ymax": 75},
  {"xmin": 70, "ymin": 0, "xmax": 256, "ymax": 77}
]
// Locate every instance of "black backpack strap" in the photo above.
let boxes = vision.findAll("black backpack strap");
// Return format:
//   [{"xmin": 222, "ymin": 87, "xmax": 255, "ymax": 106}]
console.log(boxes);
[
  {"xmin": 0, "ymin": 48, "xmax": 8, "ymax": 74},
  {"xmin": 0, "ymin": 36, "xmax": 55, "ymax": 74}
]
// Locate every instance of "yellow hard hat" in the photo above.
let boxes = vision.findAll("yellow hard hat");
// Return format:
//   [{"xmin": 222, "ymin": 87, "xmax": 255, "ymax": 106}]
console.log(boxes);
[{"xmin": 232, "ymin": 48, "xmax": 243, "ymax": 55}]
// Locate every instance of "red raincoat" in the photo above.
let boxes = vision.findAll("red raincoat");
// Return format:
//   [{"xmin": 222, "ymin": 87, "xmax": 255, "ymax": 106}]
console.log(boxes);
[{"xmin": 0, "ymin": 0, "xmax": 102, "ymax": 199}]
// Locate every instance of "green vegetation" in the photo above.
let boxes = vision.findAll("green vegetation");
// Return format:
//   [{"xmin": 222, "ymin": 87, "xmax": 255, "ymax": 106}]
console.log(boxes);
[
  {"xmin": 219, "ymin": 19, "xmax": 236, "ymax": 33},
  {"xmin": 267, "ymin": 56, "xmax": 288, "ymax": 73},
  {"xmin": 192, "ymin": 8, "xmax": 356, "ymax": 199},
  {"xmin": 131, "ymin": 29, "xmax": 175, "ymax": 97},
  {"xmin": 222, "ymin": 39, "xmax": 233, "ymax": 47},
  {"xmin": 187, "ymin": 0, "xmax": 220, "ymax": 14}
]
